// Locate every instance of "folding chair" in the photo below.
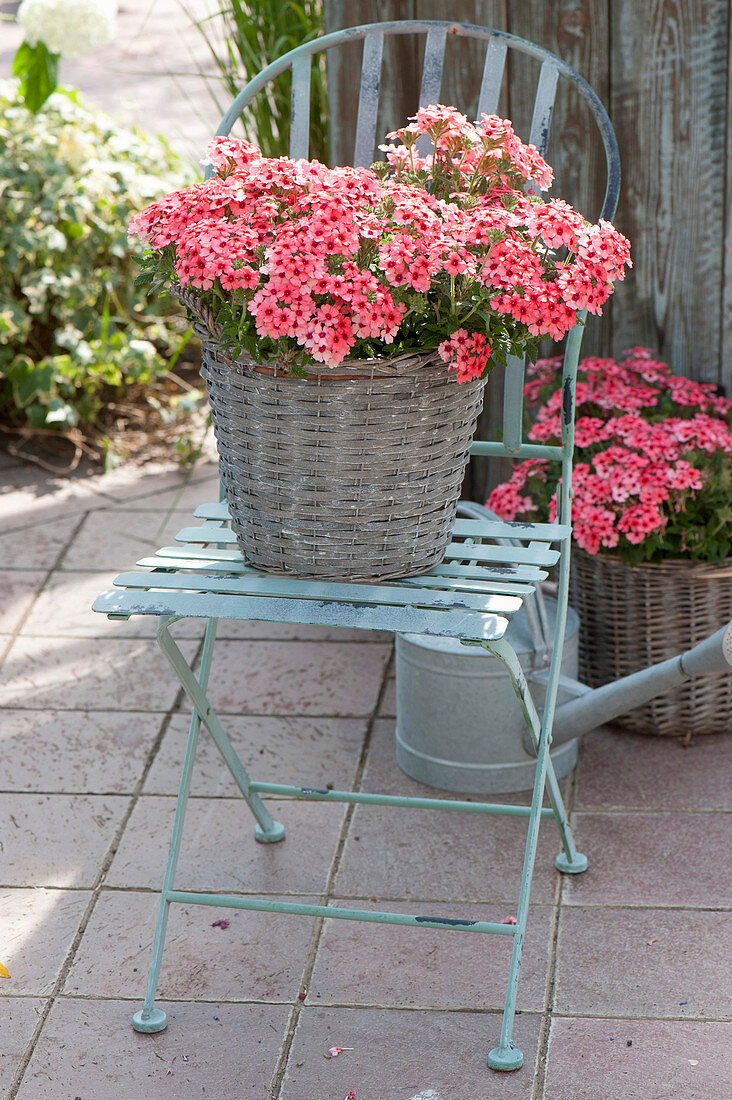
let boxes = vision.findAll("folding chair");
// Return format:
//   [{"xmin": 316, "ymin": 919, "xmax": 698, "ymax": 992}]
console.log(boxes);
[{"xmin": 93, "ymin": 20, "xmax": 621, "ymax": 1072}]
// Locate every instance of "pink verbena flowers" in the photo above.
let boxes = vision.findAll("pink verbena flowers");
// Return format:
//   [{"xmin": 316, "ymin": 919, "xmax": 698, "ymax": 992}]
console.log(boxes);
[
  {"xmin": 129, "ymin": 105, "xmax": 630, "ymax": 377},
  {"xmin": 487, "ymin": 348, "xmax": 732, "ymax": 563}
]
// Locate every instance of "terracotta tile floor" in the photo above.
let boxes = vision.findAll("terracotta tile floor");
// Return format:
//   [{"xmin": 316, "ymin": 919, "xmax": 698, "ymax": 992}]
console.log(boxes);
[
  {"xmin": 2, "ymin": 2, "xmax": 731, "ymax": 1093},
  {"xmin": 1, "ymin": 453, "xmax": 730, "ymax": 1100}
]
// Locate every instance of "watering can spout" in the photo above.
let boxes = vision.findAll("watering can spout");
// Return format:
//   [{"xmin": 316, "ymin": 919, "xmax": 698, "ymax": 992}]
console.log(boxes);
[{"xmin": 550, "ymin": 621, "xmax": 732, "ymax": 745}]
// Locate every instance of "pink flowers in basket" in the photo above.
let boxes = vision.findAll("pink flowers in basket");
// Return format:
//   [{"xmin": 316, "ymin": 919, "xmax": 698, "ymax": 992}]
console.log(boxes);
[
  {"xmin": 129, "ymin": 104, "xmax": 630, "ymax": 376},
  {"xmin": 487, "ymin": 348, "xmax": 732, "ymax": 563}
]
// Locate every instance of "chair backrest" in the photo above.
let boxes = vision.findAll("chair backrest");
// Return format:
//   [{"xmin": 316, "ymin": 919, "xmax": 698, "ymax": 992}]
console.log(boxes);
[{"xmin": 213, "ymin": 21, "xmax": 621, "ymax": 523}]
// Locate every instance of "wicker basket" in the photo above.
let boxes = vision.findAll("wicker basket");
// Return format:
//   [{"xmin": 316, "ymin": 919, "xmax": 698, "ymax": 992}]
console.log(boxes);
[
  {"xmin": 178, "ymin": 288, "xmax": 485, "ymax": 581},
  {"xmin": 570, "ymin": 550, "xmax": 732, "ymax": 736}
]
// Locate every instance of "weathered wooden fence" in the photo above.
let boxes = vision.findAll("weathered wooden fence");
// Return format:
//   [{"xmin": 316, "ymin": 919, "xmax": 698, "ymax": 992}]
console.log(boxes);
[{"xmin": 323, "ymin": 0, "xmax": 731, "ymax": 396}]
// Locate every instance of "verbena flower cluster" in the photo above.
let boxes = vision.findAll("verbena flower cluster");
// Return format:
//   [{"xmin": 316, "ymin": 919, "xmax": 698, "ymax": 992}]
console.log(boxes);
[
  {"xmin": 130, "ymin": 105, "xmax": 631, "ymax": 378},
  {"xmin": 17, "ymin": 0, "xmax": 117, "ymax": 58},
  {"xmin": 487, "ymin": 348, "xmax": 732, "ymax": 563}
]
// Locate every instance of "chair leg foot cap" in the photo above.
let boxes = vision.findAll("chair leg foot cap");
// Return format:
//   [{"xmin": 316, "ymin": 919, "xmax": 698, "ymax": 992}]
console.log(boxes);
[
  {"xmin": 254, "ymin": 821, "xmax": 286, "ymax": 844},
  {"xmin": 132, "ymin": 1008, "xmax": 167, "ymax": 1033},
  {"xmin": 555, "ymin": 851, "xmax": 588, "ymax": 874},
  {"xmin": 488, "ymin": 1044, "xmax": 524, "ymax": 1071}
]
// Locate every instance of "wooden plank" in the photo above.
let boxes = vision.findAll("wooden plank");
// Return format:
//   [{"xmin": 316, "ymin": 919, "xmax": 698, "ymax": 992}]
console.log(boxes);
[
  {"xmin": 609, "ymin": 0, "xmax": 728, "ymax": 382},
  {"xmin": 505, "ymin": 0, "xmax": 609, "ymax": 222},
  {"xmin": 172, "ymin": 530, "xmax": 557, "ymax": 564},
  {"xmin": 324, "ymin": 0, "xmax": 421, "ymax": 167},
  {"xmin": 324, "ymin": 1, "xmax": 508, "ymax": 168},
  {"xmin": 473, "ymin": 0, "xmax": 611, "ymax": 499},
  {"xmin": 415, "ymin": 1, "xmax": 508, "ymax": 124},
  {"xmin": 724, "ymin": 12, "xmax": 732, "ymax": 394},
  {"xmin": 528, "ymin": 60, "xmax": 559, "ymax": 158},
  {"xmin": 418, "ymin": 24, "xmax": 447, "ymax": 107},
  {"xmin": 443, "ymin": 542, "xmax": 559, "ymax": 566}
]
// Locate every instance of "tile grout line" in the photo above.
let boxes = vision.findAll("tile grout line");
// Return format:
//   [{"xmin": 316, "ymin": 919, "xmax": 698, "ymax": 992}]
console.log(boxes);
[
  {"xmin": 1, "ymin": 506, "xmax": 91, "ymax": 1094},
  {"xmin": 6, "ymin": 631, "xmax": 391, "ymax": 644},
  {"xmin": 532, "ymin": 750, "xmax": 582, "ymax": 1100},
  {"xmin": 0, "ymin": 705, "xmax": 397, "ymax": 719},
  {"xmin": 5, "ymin": 991, "xmax": 730, "ymax": 1025},
  {"xmin": 3, "ymin": 880, "xmax": 727, "ymax": 913},
  {"xmin": 5, "ymin": 631, "xmax": 207, "ymax": 1099},
  {"xmin": 268, "ymin": 647, "xmax": 395, "ymax": 1099},
  {"xmin": 79, "ymin": 453, "xmax": 203, "ymax": 512}
]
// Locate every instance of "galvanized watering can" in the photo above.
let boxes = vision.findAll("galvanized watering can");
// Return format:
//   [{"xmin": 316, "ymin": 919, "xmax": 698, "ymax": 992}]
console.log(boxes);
[{"xmin": 396, "ymin": 503, "xmax": 732, "ymax": 794}]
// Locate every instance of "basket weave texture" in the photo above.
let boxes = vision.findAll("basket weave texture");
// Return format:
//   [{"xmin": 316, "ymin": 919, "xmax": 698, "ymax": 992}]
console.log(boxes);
[
  {"xmin": 179, "ymin": 288, "xmax": 485, "ymax": 581},
  {"xmin": 570, "ymin": 550, "xmax": 732, "ymax": 736}
]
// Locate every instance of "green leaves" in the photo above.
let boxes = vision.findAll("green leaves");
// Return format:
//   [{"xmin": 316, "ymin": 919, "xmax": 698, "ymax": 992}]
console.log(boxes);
[
  {"xmin": 0, "ymin": 82, "xmax": 194, "ymax": 441},
  {"xmin": 12, "ymin": 40, "xmax": 59, "ymax": 114},
  {"xmin": 6, "ymin": 357, "xmax": 54, "ymax": 408}
]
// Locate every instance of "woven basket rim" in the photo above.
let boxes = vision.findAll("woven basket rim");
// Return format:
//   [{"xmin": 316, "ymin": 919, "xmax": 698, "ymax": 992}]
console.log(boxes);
[
  {"xmin": 172, "ymin": 282, "xmax": 446, "ymax": 380},
  {"xmin": 574, "ymin": 548, "xmax": 732, "ymax": 579}
]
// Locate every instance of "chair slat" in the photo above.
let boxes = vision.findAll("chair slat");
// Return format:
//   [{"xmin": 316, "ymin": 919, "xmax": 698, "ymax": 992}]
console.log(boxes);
[
  {"xmin": 94, "ymin": 586, "xmax": 511, "ymax": 643},
  {"xmin": 416, "ymin": 26, "xmax": 447, "ymax": 158},
  {"xmin": 529, "ymin": 59, "xmax": 559, "ymax": 156},
  {"xmin": 502, "ymin": 354, "xmax": 527, "ymax": 453},
  {"xmin": 353, "ymin": 32, "xmax": 384, "ymax": 168},
  {"xmin": 112, "ymin": 569, "xmax": 523, "ymax": 617},
  {"xmin": 150, "ymin": 538, "xmax": 557, "ymax": 567},
  {"xmin": 136, "ymin": 549, "xmax": 548, "ymax": 589},
  {"xmin": 453, "ymin": 518, "xmax": 570, "ymax": 541},
  {"xmin": 418, "ymin": 26, "xmax": 447, "ymax": 107},
  {"xmin": 174, "ymin": 526, "xmax": 561, "ymax": 565},
  {"xmin": 289, "ymin": 54, "xmax": 311, "ymax": 160},
  {"xmin": 180, "ymin": 517, "xmax": 569, "ymax": 544},
  {"xmin": 477, "ymin": 36, "xmax": 507, "ymax": 116},
  {"xmin": 446, "ymin": 542, "xmax": 559, "ymax": 566},
  {"xmin": 194, "ymin": 502, "xmax": 230, "ymax": 520}
]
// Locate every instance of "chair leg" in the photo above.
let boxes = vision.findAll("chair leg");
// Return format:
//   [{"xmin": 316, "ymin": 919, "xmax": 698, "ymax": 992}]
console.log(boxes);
[
  {"xmin": 484, "ymin": 638, "xmax": 587, "ymax": 873},
  {"xmin": 132, "ymin": 614, "xmax": 284, "ymax": 1035},
  {"xmin": 155, "ymin": 616, "xmax": 285, "ymax": 844},
  {"xmin": 481, "ymin": 638, "xmax": 586, "ymax": 1069},
  {"xmin": 522, "ymin": 699, "xmax": 588, "ymax": 874},
  {"xmin": 133, "ymin": 616, "xmax": 218, "ymax": 1033}
]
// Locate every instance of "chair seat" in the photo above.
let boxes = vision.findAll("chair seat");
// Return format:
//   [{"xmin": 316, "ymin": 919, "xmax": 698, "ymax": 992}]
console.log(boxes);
[{"xmin": 93, "ymin": 501, "xmax": 568, "ymax": 643}]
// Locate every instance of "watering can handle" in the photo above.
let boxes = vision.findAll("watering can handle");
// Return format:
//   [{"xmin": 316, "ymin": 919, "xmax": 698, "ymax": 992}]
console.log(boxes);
[{"xmin": 455, "ymin": 502, "xmax": 552, "ymax": 663}]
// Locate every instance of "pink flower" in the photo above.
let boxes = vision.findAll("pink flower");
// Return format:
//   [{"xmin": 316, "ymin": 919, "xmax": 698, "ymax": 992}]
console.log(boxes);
[
  {"xmin": 488, "ymin": 348, "xmax": 732, "ymax": 562},
  {"xmin": 131, "ymin": 110, "xmax": 630, "ymax": 374},
  {"xmin": 438, "ymin": 329, "xmax": 492, "ymax": 383}
]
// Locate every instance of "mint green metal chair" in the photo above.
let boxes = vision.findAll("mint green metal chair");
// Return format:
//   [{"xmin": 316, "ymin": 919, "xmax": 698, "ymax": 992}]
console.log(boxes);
[{"xmin": 93, "ymin": 21, "xmax": 621, "ymax": 1073}]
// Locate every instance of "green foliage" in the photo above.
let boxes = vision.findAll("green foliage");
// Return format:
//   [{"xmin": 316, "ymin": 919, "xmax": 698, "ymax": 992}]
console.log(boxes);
[
  {"xmin": 12, "ymin": 40, "xmax": 59, "ymax": 114},
  {"xmin": 0, "ymin": 80, "xmax": 196, "ymax": 448},
  {"xmin": 185, "ymin": 0, "xmax": 328, "ymax": 162}
]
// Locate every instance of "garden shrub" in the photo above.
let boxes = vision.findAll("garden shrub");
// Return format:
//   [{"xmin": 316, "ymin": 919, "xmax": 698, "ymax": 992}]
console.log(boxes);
[{"xmin": 0, "ymin": 80, "xmax": 197, "ymax": 461}]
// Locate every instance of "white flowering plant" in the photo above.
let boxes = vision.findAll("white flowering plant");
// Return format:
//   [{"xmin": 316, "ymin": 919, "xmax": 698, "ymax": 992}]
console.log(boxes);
[{"xmin": 12, "ymin": 0, "xmax": 117, "ymax": 112}]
